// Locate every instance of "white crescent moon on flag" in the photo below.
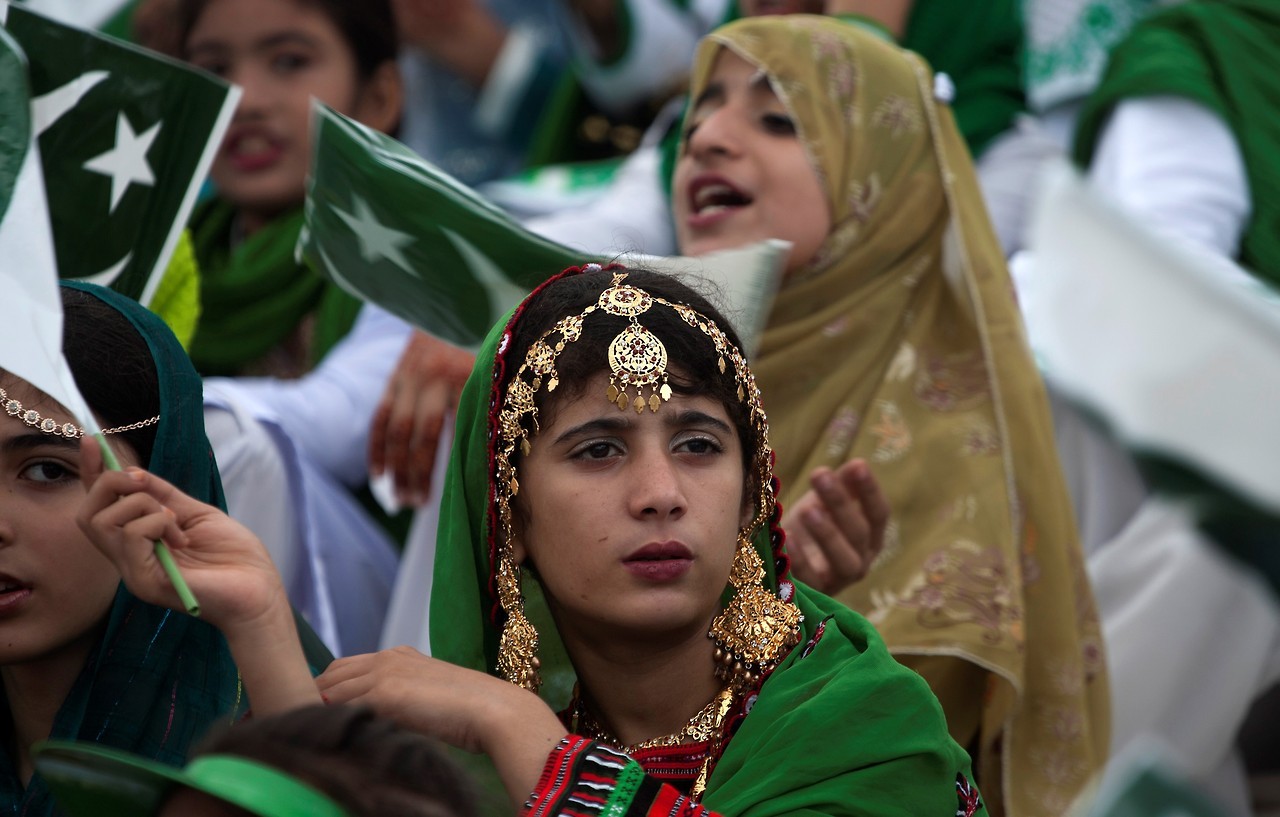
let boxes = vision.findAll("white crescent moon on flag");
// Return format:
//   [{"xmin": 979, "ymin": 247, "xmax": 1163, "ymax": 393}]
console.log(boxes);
[
  {"xmin": 79, "ymin": 251, "xmax": 130, "ymax": 287},
  {"xmin": 32, "ymin": 70, "xmax": 110, "ymax": 136},
  {"xmin": 439, "ymin": 226, "xmax": 530, "ymax": 326}
]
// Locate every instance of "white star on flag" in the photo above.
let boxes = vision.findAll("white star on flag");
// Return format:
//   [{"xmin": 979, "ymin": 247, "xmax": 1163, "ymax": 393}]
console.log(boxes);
[
  {"xmin": 83, "ymin": 111, "xmax": 161, "ymax": 212},
  {"xmin": 334, "ymin": 195, "xmax": 415, "ymax": 271}
]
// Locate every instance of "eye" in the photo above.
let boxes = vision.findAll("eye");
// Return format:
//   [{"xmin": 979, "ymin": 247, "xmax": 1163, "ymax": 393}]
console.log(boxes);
[
  {"xmin": 675, "ymin": 434, "xmax": 725, "ymax": 456},
  {"xmin": 761, "ymin": 112, "xmax": 797, "ymax": 136},
  {"xmin": 571, "ymin": 440, "xmax": 623, "ymax": 461},
  {"xmin": 21, "ymin": 460, "xmax": 76, "ymax": 485},
  {"xmin": 193, "ymin": 59, "xmax": 229, "ymax": 78},
  {"xmin": 682, "ymin": 118, "xmax": 704, "ymax": 142},
  {"xmin": 271, "ymin": 51, "xmax": 311, "ymax": 74}
]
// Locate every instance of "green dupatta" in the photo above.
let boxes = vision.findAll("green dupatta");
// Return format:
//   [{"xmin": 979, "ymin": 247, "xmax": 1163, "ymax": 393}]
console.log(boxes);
[
  {"xmin": 187, "ymin": 198, "xmax": 363, "ymax": 376},
  {"xmin": 0, "ymin": 283, "xmax": 242, "ymax": 816},
  {"xmin": 1073, "ymin": 0, "xmax": 1280, "ymax": 288},
  {"xmin": 429, "ymin": 270, "xmax": 984, "ymax": 816}
]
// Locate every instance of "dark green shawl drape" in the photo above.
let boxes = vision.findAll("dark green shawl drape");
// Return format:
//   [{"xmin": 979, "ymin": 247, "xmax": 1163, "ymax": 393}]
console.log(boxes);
[{"xmin": 187, "ymin": 199, "xmax": 362, "ymax": 377}]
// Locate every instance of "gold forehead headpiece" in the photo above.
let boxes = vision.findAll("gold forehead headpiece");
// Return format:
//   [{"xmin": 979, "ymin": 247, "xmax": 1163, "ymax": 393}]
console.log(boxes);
[
  {"xmin": 491, "ymin": 269, "xmax": 780, "ymax": 691},
  {"xmin": 0, "ymin": 387, "xmax": 159, "ymax": 439}
]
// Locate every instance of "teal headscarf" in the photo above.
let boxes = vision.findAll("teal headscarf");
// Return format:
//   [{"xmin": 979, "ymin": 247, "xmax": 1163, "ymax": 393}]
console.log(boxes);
[{"xmin": 1, "ymin": 283, "xmax": 242, "ymax": 816}]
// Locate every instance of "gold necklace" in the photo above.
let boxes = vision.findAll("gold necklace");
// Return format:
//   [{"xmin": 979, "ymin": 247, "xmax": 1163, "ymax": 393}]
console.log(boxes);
[
  {"xmin": 573, "ymin": 684, "xmax": 736, "ymax": 753},
  {"xmin": 570, "ymin": 685, "xmax": 737, "ymax": 800}
]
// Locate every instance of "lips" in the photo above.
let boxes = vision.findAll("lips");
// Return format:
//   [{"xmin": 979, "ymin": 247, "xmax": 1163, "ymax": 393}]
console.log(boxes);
[
  {"xmin": 686, "ymin": 174, "xmax": 753, "ymax": 222},
  {"xmin": 0, "ymin": 574, "xmax": 32, "ymax": 614},
  {"xmin": 623, "ymin": 541, "xmax": 695, "ymax": 582},
  {"xmin": 222, "ymin": 127, "xmax": 285, "ymax": 173}
]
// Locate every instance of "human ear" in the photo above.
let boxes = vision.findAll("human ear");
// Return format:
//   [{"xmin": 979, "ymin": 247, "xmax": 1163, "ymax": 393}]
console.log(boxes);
[{"xmin": 352, "ymin": 61, "xmax": 404, "ymax": 135}]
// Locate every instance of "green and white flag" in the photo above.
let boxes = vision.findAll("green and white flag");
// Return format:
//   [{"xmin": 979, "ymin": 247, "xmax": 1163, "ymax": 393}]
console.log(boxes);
[
  {"xmin": 300, "ymin": 102, "xmax": 788, "ymax": 354},
  {"xmin": 0, "ymin": 2, "xmax": 239, "ymax": 305},
  {"xmin": 1023, "ymin": 164, "xmax": 1280, "ymax": 592}
]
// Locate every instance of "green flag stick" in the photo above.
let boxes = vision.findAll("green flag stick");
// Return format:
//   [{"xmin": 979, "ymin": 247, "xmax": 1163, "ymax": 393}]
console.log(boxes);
[{"xmin": 94, "ymin": 435, "xmax": 201, "ymax": 616}]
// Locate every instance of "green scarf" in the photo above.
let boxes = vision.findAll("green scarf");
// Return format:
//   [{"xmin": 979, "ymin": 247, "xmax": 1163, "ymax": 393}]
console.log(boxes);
[
  {"xmin": 1, "ymin": 283, "xmax": 242, "ymax": 816},
  {"xmin": 187, "ymin": 198, "xmax": 363, "ymax": 376},
  {"xmin": 1073, "ymin": 0, "xmax": 1280, "ymax": 288},
  {"xmin": 430, "ymin": 273, "xmax": 984, "ymax": 816}
]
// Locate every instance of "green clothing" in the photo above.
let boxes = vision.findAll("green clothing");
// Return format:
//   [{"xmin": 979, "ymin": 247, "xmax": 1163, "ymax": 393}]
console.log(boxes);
[
  {"xmin": 187, "ymin": 199, "xmax": 362, "ymax": 377},
  {"xmin": 1073, "ymin": 0, "xmax": 1280, "ymax": 288},
  {"xmin": 1, "ymin": 283, "xmax": 242, "ymax": 817},
  {"xmin": 430, "ymin": 271, "xmax": 984, "ymax": 816},
  {"xmin": 900, "ymin": 0, "xmax": 1025, "ymax": 159}
]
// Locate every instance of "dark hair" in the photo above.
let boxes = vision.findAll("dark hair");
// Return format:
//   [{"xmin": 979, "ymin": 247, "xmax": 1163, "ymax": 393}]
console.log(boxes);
[
  {"xmin": 504, "ymin": 268, "xmax": 759, "ymax": 472},
  {"xmin": 190, "ymin": 705, "xmax": 476, "ymax": 817},
  {"xmin": 176, "ymin": 0, "xmax": 399, "ymax": 81},
  {"xmin": 60, "ymin": 288, "xmax": 160, "ymax": 465}
]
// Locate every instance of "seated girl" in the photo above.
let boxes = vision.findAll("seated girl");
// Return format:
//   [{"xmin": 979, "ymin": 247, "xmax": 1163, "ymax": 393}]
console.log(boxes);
[
  {"xmin": 176, "ymin": 0, "xmax": 412, "ymax": 654},
  {"xmin": 79, "ymin": 266, "xmax": 987, "ymax": 816},
  {"xmin": 0, "ymin": 284, "xmax": 314, "ymax": 815}
]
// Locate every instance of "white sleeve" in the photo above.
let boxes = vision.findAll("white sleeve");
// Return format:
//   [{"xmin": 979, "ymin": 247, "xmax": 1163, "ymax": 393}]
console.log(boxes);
[
  {"xmin": 203, "ymin": 305, "xmax": 413, "ymax": 487},
  {"xmin": 1089, "ymin": 96, "xmax": 1250, "ymax": 262},
  {"xmin": 522, "ymin": 143, "xmax": 678, "ymax": 257}
]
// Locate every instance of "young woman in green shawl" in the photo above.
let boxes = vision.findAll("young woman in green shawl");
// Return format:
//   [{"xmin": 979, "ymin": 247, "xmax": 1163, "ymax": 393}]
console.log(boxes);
[
  {"xmin": 77, "ymin": 266, "xmax": 987, "ymax": 816},
  {"xmin": 178, "ymin": 0, "xmax": 403, "ymax": 377},
  {"xmin": 0, "ymin": 284, "xmax": 244, "ymax": 815}
]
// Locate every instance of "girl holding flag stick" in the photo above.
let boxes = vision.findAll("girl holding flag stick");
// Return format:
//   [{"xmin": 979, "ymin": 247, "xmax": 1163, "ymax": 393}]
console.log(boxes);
[{"xmin": 0, "ymin": 284, "xmax": 315, "ymax": 815}]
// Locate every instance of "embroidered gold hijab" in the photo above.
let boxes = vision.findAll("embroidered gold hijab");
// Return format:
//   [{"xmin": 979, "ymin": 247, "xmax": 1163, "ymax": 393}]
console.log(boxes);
[{"xmin": 685, "ymin": 17, "xmax": 1109, "ymax": 816}]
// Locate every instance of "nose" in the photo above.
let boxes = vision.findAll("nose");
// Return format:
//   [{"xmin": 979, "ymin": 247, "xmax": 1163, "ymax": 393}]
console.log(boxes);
[
  {"xmin": 684, "ymin": 105, "xmax": 741, "ymax": 162},
  {"xmin": 628, "ymin": 446, "xmax": 687, "ymax": 522},
  {"xmin": 229, "ymin": 64, "xmax": 270, "ymax": 119}
]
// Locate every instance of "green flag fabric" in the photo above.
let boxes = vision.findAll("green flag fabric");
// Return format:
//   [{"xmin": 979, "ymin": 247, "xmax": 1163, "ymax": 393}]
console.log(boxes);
[
  {"xmin": 300, "ymin": 103, "xmax": 788, "ymax": 353},
  {"xmin": 0, "ymin": 2, "xmax": 238, "ymax": 305}
]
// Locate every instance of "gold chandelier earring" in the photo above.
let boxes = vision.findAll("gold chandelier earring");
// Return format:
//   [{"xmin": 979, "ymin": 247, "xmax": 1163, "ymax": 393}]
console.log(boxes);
[
  {"xmin": 496, "ymin": 548, "xmax": 541, "ymax": 691},
  {"xmin": 709, "ymin": 533, "xmax": 803, "ymax": 689}
]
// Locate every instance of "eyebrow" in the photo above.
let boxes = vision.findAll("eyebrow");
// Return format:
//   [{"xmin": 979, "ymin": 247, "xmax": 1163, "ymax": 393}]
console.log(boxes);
[
  {"xmin": 691, "ymin": 81, "xmax": 726, "ymax": 112},
  {"xmin": 188, "ymin": 30, "xmax": 321, "ymax": 58},
  {"xmin": 552, "ymin": 408, "xmax": 734, "ymax": 445},
  {"xmin": 1, "ymin": 432, "xmax": 80, "ymax": 454},
  {"xmin": 691, "ymin": 71, "xmax": 779, "ymax": 115}
]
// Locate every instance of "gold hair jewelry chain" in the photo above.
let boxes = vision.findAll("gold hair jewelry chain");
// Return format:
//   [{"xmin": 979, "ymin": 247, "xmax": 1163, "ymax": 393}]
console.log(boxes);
[{"xmin": 0, "ymin": 387, "xmax": 159, "ymax": 438}]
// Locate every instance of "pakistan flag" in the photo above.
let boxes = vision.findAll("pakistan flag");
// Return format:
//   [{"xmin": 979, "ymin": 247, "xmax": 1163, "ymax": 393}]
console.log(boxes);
[
  {"xmin": 0, "ymin": 3, "xmax": 237, "ymax": 304},
  {"xmin": 301, "ymin": 103, "xmax": 787, "ymax": 352}
]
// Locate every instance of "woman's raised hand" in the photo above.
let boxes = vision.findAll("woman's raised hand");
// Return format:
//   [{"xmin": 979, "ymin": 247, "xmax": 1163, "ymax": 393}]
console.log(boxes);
[
  {"xmin": 368, "ymin": 330, "xmax": 475, "ymax": 507},
  {"xmin": 783, "ymin": 458, "xmax": 890, "ymax": 596},
  {"xmin": 319, "ymin": 647, "xmax": 565, "ymax": 807},
  {"xmin": 76, "ymin": 437, "xmax": 284, "ymax": 630},
  {"xmin": 77, "ymin": 437, "xmax": 321, "ymax": 713}
]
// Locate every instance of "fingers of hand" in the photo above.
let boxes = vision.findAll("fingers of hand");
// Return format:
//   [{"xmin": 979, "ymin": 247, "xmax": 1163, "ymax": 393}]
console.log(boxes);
[
  {"xmin": 844, "ymin": 459, "xmax": 891, "ymax": 535},
  {"xmin": 78, "ymin": 436, "xmax": 105, "ymax": 490},
  {"xmin": 783, "ymin": 494, "xmax": 833, "ymax": 591}
]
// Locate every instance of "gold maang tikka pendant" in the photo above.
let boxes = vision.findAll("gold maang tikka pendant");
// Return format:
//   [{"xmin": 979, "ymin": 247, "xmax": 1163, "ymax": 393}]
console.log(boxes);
[{"xmin": 599, "ymin": 279, "xmax": 674, "ymax": 413}]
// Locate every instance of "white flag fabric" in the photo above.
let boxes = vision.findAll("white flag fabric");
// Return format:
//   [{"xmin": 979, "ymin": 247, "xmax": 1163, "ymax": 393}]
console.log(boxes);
[
  {"xmin": 0, "ymin": 24, "xmax": 97, "ymax": 431},
  {"xmin": 1022, "ymin": 163, "xmax": 1280, "ymax": 513}
]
